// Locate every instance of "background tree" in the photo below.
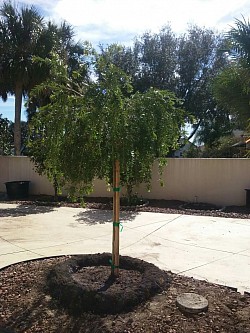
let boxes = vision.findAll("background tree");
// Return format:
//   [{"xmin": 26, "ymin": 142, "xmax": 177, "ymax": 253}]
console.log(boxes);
[
  {"xmin": 185, "ymin": 136, "xmax": 247, "ymax": 158},
  {"xmin": 26, "ymin": 23, "xmax": 90, "ymax": 122},
  {"xmin": 0, "ymin": 1, "xmax": 48, "ymax": 155},
  {"xmin": 98, "ymin": 26, "xmax": 229, "ymax": 146},
  {"xmin": 132, "ymin": 26, "xmax": 178, "ymax": 92},
  {"xmin": 98, "ymin": 27, "xmax": 178, "ymax": 93},
  {"xmin": 228, "ymin": 16, "xmax": 250, "ymax": 65},
  {"xmin": 175, "ymin": 26, "xmax": 229, "ymax": 143},
  {"xmin": 0, "ymin": 115, "xmax": 13, "ymax": 155},
  {"xmin": 212, "ymin": 17, "xmax": 250, "ymax": 131},
  {"xmin": 0, "ymin": 1, "xmax": 88, "ymax": 155},
  {"xmin": 212, "ymin": 64, "xmax": 250, "ymax": 130}
]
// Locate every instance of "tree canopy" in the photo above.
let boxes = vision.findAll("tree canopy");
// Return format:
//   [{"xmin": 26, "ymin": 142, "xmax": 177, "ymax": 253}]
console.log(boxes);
[
  {"xmin": 99, "ymin": 26, "xmax": 229, "ymax": 145},
  {"xmin": 0, "ymin": 1, "xmax": 47, "ymax": 155},
  {"xmin": 212, "ymin": 17, "xmax": 250, "ymax": 133},
  {"xmin": 28, "ymin": 52, "xmax": 184, "ymax": 198},
  {"xmin": 0, "ymin": 1, "xmax": 87, "ymax": 155}
]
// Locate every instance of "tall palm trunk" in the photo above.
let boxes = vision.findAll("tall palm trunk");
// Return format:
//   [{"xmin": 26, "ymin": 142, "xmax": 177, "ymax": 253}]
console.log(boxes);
[{"xmin": 14, "ymin": 84, "xmax": 22, "ymax": 155}]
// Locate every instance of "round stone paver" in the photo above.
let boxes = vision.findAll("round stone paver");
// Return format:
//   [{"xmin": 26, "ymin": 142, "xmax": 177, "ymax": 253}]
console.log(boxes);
[{"xmin": 176, "ymin": 292, "xmax": 208, "ymax": 314}]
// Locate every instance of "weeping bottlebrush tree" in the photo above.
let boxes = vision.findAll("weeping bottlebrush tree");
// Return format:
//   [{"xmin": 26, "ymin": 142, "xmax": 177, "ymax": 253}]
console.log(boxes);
[
  {"xmin": 28, "ymin": 50, "xmax": 184, "ymax": 275},
  {"xmin": 29, "ymin": 51, "xmax": 184, "ymax": 199}
]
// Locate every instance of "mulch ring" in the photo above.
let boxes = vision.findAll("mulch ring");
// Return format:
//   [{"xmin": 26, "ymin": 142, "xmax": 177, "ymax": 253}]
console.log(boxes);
[{"xmin": 47, "ymin": 253, "xmax": 170, "ymax": 314}]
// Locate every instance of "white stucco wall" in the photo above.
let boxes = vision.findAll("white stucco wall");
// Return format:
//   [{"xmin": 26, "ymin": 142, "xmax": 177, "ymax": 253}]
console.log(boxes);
[{"xmin": 0, "ymin": 156, "xmax": 249, "ymax": 206}]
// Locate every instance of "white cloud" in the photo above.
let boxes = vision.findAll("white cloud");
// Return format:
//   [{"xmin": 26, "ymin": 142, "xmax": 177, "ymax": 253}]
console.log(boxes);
[
  {"xmin": 1, "ymin": 0, "xmax": 250, "ymax": 44},
  {"xmin": 38, "ymin": 0, "xmax": 247, "ymax": 45}
]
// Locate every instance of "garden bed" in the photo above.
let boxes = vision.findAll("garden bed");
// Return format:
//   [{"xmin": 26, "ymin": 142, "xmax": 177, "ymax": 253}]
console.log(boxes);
[
  {"xmin": 2, "ymin": 195, "xmax": 250, "ymax": 219},
  {"xmin": 0, "ymin": 255, "xmax": 250, "ymax": 333}
]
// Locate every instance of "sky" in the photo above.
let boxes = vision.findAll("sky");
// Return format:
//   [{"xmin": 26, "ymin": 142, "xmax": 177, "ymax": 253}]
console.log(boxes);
[{"xmin": 1, "ymin": 0, "xmax": 250, "ymax": 121}]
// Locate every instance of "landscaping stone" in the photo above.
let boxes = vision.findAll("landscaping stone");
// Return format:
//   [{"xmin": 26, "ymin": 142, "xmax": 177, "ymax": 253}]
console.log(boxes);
[{"xmin": 176, "ymin": 292, "xmax": 209, "ymax": 314}]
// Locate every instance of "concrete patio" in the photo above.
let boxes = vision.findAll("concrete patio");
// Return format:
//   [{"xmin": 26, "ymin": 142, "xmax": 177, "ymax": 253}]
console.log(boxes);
[{"xmin": 0, "ymin": 202, "xmax": 250, "ymax": 293}]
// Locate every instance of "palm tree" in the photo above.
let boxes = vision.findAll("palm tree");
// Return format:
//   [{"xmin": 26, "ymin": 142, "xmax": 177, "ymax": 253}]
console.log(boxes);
[
  {"xmin": 211, "ymin": 17, "xmax": 250, "ymax": 134},
  {"xmin": 0, "ymin": 1, "xmax": 47, "ymax": 155},
  {"xmin": 25, "ymin": 21, "xmax": 89, "ymax": 122},
  {"xmin": 228, "ymin": 16, "xmax": 250, "ymax": 66}
]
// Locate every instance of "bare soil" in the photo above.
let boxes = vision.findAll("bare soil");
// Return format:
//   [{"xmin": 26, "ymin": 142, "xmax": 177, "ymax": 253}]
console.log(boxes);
[{"xmin": 1, "ymin": 197, "xmax": 250, "ymax": 332}]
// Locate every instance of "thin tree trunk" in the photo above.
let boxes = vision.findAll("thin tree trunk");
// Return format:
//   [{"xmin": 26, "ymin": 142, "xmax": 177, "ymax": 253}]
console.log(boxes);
[
  {"xmin": 53, "ymin": 175, "xmax": 59, "ymax": 202},
  {"xmin": 14, "ymin": 85, "xmax": 22, "ymax": 156},
  {"xmin": 112, "ymin": 160, "xmax": 120, "ymax": 277},
  {"xmin": 126, "ymin": 183, "xmax": 133, "ymax": 204}
]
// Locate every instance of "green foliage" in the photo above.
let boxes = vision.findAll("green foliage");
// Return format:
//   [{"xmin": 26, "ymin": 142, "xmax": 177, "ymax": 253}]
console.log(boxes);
[
  {"xmin": 211, "ymin": 17, "xmax": 250, "ymax": 134},
  {"xmin": 176, "ymin": 26, "xmax": 229, "ymax": 141},
  {"xmin": 0, "ymin": 1, "xmax": 88, "ymax": 155},
  {"xmin": 133, "ymin": 26, "xmax": 178, "ymax": 92},
  {"xmin": 212, "ymin": 65, "xmax": 250, "ymax": 130},
  {"xmin": 227, "ymin": 16, "xmax": 250, "ymax": 66},
  {"xmin": 99, "ymin": 26, "xmax": 229, "ymax": 144},
  {"xmin": 0, "ymin": 115, "xmax": 13, "ymax": 155},
  {"xmin": 28, "ymin": 55, "xmax": 88, "ymax": 198},
  {"xmin": 184, "ymin": 136, "xmax": 247, "ymax": 158},
  {"xmin": 183, "ymin": 145, "xmax": 200, "ymax": 158},
  {"xmin": 0, "ymin": 1, "xmax": 49, "ymax": 155},
  {"xmin": 28, "ymin": 52, "xmax": 184, "ymax": 199}
]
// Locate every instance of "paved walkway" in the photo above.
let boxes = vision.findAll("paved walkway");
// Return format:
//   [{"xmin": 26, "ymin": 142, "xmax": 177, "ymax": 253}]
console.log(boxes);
[{"xmin": 0, "ymin": 203, "xmax": 250, "ymax": 293}]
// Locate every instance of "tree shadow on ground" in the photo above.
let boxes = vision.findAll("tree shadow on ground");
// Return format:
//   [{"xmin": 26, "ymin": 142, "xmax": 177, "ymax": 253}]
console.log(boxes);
[
  {"xmin": 74, "ymin": 209, "xmax": 138, "ymax": 225},
  {"xmin": 0, "ymin": 204, "xmax": 55, "ymax": 218},
  {"xmin": 2, "ymin": 294, "xmax": 106, "ymax": 333}
]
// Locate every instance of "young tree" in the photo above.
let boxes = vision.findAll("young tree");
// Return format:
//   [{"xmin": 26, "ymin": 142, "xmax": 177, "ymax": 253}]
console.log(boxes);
[{"xmin": 28, "ymin": 52, "xmax": 184, "ymax": 276}]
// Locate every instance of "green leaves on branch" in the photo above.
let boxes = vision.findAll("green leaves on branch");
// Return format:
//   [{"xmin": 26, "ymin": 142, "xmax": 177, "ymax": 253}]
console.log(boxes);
[
  {"xmin": 28, "ymin": 54, "xmax": 184, "ymax": 198},
  {"xmin": 212, "ymin": 65, "xmax": 250, "ymax": 129},
  {"xmin": 212, "ymin": 17, "xmax": 250, "ymax": 132}
]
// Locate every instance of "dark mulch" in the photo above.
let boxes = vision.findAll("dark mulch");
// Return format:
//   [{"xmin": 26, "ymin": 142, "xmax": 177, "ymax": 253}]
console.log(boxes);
[
  {"xmin": 2, "ymin": 194, "xmax": 250, "ymax": 219},
  {"xmin": 47, "ymin": 253, "xmax": 170, "ymax": 315},
  {"xmin": 0, "ymin": 256, "xmax": 250, "ymax": 333}
]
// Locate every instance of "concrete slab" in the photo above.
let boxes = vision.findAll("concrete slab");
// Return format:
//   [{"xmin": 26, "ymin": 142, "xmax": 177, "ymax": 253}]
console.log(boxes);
[
  {"xmin": 122, "ymin": 212, "xmax": 182, "ymax": 227},
  {"xmin": 1, "ymin": 252, "xmax": 42, "ymax": 268},
  {"xmin": 37, "ymin": 238, "xmax": 112, "ymax": 257},
  {"xmin": 150, "ymin": 214, "xmax": 250, "ymax": 253},
  {"xmin": 0, "ymin": 238, "xmax": 25, "ymax": 255},
  {"xmin": 121, "ymin": 235, "xmax": 231, "ymax": 273},
  {"xmin": 239, "ymin": 249, "xmax": 250, "ymax": 256},
  {"xmin": 186, "ymin": 253, "xmax": 250, "ymax": 293},
  {"xmin": 0, "ymin": 203, "xmax": 250, "ymax": 294}
]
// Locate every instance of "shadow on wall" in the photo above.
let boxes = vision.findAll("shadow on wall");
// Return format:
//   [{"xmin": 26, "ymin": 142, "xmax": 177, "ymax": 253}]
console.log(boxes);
[
  {"xmin": 0, "ymin": 204, "xmax": 55, "ymax": 218},
  {"xmin": 74, "ymin": 209, "xmax": 138, "ymax": 226}
]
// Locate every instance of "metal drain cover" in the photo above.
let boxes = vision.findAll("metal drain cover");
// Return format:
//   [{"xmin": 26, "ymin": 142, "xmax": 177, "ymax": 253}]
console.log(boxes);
[{"xmin": 176, "ymin": 292, "xmax": 208, "ymax": 314}]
